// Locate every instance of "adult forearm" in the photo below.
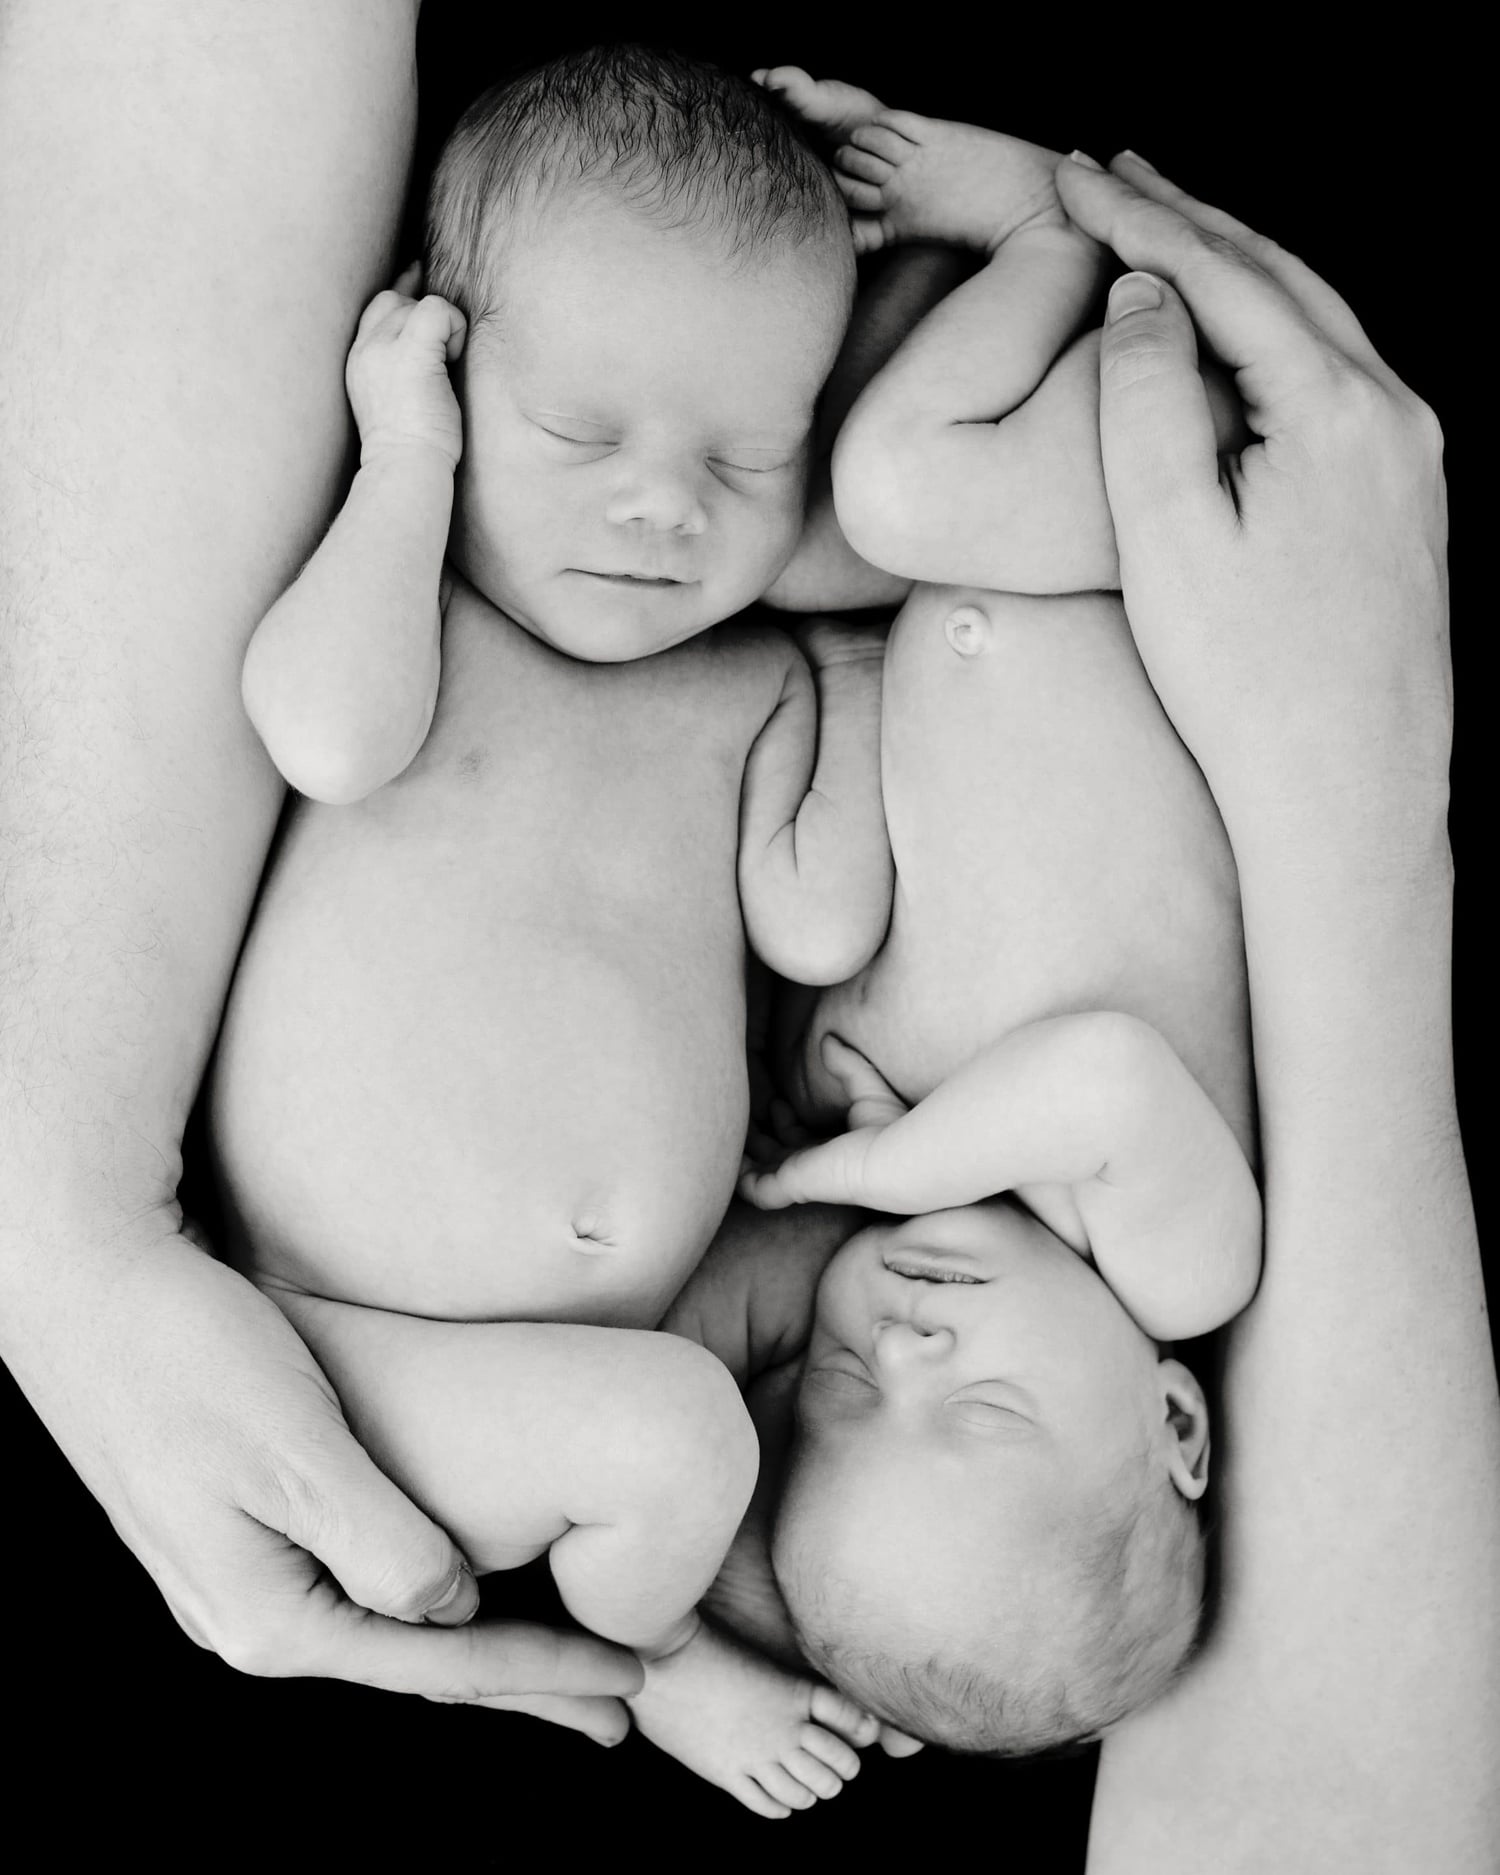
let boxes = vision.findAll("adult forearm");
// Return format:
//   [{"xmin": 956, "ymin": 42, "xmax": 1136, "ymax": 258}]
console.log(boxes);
[{"xmin": 0, "ymin": 1, "xmax": 416, "ymax": 1227}]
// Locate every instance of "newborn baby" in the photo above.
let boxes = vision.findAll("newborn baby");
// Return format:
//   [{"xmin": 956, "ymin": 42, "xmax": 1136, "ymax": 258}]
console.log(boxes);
[
  {"xmin": 726, "ymin": 68, "xmax": 1262, "ymax": 1754},
  {"xmin": 209, "ymin": 46, "xmax": 897, "ymax": 1816}
]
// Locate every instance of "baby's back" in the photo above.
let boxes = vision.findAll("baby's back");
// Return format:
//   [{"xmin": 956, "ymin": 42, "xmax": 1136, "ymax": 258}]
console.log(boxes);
[
  {"xmin": 212, "ymin": 588, "xmax": 789, "ymax": 1328},
  {"xmin": 799, "ymin": 584, "xmax": 1253, "ymax": 1151}
]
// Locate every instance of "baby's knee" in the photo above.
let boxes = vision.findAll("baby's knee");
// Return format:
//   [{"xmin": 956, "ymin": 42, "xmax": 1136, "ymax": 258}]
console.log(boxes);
[{"xmin": 625, "ymin": 1336, "xmax": 760, "ymax": 1531}]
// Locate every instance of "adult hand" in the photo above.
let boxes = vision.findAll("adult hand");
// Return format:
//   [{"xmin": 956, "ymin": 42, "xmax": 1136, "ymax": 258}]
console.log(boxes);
[
  {"xmin": 1, "ymin": 1213, "xmax": 643, "ymax": 1729},
  {"xmin": 1054, "ymin": 152, "xmax": 1450, "ymax": 880}
]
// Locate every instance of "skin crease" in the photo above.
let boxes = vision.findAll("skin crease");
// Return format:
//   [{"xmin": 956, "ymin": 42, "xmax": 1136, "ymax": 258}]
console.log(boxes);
[
  {"xmin": 774, "ymin": 1201, "xmax": 1208, "ymax": 1644},
  {"xmin": 450, "ymin": 187, "xmax": 854, "ymax": 660}
]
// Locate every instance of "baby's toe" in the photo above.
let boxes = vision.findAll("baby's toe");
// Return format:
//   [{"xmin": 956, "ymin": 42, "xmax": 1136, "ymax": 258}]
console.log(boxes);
[
  {"xmin": 837, "ymin": 145, "xmax": 896, "ymax": 191},
  {"xmin": 849, "ymin": 120, "xmax": 918, "ymax": 161},
  {"xmin": 810, "ymin": 1683, "xmax": 881, "ymax": 1745},
  {"xmin": 736, "ymin": 1776, "xmax": 792, "ymax": 1821},
  {"xmin": 756, "ymin": 1763, "xmax": 818, "ymax": 1811},
  {"xmin": 786, "ymin": 1745, "xmax": 846, "ymax": 1799},
  {"xmin": 799, "ymin": 1723, "xmax": 861, "ymax": 1781}
]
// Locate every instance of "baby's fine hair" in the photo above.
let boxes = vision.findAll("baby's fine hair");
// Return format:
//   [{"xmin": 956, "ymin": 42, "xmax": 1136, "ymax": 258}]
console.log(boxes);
[
  {"xmin": 780, "ymin": 1470, "xmax": 1208, "ymax": 1756},
  {"xmin": 424, "ymin": 43, "xmax": 849, "ymax": 323}
]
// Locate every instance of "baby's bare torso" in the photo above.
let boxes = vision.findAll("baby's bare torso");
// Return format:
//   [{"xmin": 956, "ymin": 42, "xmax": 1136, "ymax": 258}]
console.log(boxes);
[
  {"xmin": 212, "ymin": 583, "xmax": 791, "ymax": 1328},
  {"xmin": 795, "ymin": 584, "xmax": 1253, "ymax": 1151}
]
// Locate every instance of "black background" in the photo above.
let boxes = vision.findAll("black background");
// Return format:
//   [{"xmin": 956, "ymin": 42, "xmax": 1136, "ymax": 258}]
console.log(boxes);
[{"xmin": 2, "ymin": 9, "xmax": 1486, "ymax": 1869}]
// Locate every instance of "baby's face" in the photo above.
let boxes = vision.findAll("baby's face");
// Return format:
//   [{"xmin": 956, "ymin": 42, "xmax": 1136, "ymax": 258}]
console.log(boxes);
[
  {"xmin": 776, "ymin": 1202, "xmax": 1186, "ymax": 1649},
  {"xmin": 451, "ymin": 191, "xmax": 850, "ymax": 659}
]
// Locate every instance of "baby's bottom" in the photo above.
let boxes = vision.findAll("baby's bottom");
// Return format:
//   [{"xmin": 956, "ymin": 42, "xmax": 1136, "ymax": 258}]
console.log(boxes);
[{"xmin": 268, "ymin": 1283, "xmax": 759, "ymax": 1657}]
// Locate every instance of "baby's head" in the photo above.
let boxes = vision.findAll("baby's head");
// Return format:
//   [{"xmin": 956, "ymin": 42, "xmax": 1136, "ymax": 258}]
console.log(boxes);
[
  {"xmin": 773, "ymin": 1202, "xmax": 1212, "ymax": 1754},
  {"xmin": 424, "ymin": 44, "xmax": 855, "ymax": 660}
]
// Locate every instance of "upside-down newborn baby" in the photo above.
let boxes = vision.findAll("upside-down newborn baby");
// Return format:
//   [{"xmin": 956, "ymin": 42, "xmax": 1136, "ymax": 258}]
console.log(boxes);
[{"xmin": 719, "ymin": 65, "xmax": 1262, "ymax": 1756}]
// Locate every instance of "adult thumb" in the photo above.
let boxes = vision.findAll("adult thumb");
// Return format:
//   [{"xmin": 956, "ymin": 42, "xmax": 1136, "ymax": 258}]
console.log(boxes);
[
  {"xmin": 282, "ymin": 1435, "xmax": 481, "ymax": 1627},
  {"xmin": 1097, "ymin": 272, "xmax": 1222, "ymax": 548}
]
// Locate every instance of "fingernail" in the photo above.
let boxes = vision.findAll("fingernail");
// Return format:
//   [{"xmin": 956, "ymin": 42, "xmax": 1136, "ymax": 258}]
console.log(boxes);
[
  {"xmin": 1117, "ymin": 149, "xmax": 1160, "ymax": 174},
  {"xmin": 1067, "ymin": 150, "xmax": 1105, "ymax": 171},
  {"xmin": 424, "ymin": 1563, "xmax": 479, "ymax": 1627},
  {"xmin": 1108, "ymin": 272, "xmax": 1163, "ymax": 320}
]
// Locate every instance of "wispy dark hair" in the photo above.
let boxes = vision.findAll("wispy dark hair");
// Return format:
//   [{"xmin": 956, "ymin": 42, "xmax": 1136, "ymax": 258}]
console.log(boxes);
[{"xmin": 425, "ymin": 43, "xmax": 849, "ymax": 323}]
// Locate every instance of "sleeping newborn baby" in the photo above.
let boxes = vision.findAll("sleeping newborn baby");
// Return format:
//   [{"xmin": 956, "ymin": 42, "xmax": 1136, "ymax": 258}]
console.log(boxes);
[
  {"xmin": 727, "ymin": 68, "xmax": 1263, "ymax": 1755},
  {"xmin": 209, "ymin": 46, "xmax": 899, "ymax": 1817}
]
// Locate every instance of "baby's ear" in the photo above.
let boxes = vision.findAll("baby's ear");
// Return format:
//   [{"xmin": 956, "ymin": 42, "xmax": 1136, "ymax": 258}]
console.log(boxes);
[{"xmin": 1158, "ymin": 1358, "xmax": 1210, "ymax": 1500}]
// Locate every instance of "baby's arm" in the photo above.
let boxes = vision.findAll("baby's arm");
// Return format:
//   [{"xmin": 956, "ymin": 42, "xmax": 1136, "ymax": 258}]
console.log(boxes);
[
  {"xmin": 240, "ymin": 268, "xmax": 464, "ymax": 803},
  {"xmin": 742, "ymin": 1015, "xmax": 1263, "ymax": 1340},
  {"xmin": 738, "ymin": 624, "xmax": 892, "ymax": 986},
  {"xmin": 761, "ymin": 245, "xmax": 968, "ymax": 613}
]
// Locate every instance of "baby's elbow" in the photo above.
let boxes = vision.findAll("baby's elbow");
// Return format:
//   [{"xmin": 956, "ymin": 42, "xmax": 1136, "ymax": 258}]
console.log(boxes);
[
  {"xmin": 242, "ymin": 665, "xmax": 416, "ymax": 806},
  {"xmin": 831, "ymin": 411, "xmax": 925, "ymax": 578}
]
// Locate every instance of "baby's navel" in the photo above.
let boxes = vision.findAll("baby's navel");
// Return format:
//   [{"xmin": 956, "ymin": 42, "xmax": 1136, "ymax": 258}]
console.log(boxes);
[
  {"xmin": 944, "ymin": 604, "xmax": 991, "ymax": 658},
  {"xmin": 570, "ymin": 1210, "xmax": 614, "ymax": 1252}
]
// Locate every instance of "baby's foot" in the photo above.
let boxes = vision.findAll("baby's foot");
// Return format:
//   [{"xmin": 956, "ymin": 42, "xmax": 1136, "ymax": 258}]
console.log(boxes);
[
  {"xmin": 630, "ymin": 1619, "xmax": 878, "ymax": 1819},
  {"xmin": 841, "ymin": 113, "xmax": 1070, "ymax": 256},
  {"xmin": 765, "ymin": 68, "xmax": 1068, "ymax": 258},
  {"xmin": 753, "ymin": 65, "xmax": 889, "ymax": 141}
]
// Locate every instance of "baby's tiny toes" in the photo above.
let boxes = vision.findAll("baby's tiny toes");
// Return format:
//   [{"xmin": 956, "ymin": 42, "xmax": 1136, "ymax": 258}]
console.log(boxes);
[
  {"xmin": 800, "ymin": 1722, "xmax": 861, "ymax": 1781},
  {"xmin": 757, "ymin": 1764, "xmax": 818, "ymax": 1811},
  {"xmin": 786, "ymin": 1745, "xmax": 844, "ymax": 1799},
  {"xmin": 810, "ymin": 1682, "xmax": 880, "ymax": 1746}
]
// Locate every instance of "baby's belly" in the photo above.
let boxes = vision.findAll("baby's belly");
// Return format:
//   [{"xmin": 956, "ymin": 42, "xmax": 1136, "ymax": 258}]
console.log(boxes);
[
  {"xmin": 211, "ymin": 807, "xmax": 749, "ymax": 1330},
  {"xmin": 793, "ymin": 585, "xmax": 1253, "ymax": 1150}
]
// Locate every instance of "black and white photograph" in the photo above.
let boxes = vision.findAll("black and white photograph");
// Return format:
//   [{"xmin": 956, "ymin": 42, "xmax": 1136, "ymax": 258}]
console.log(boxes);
[{"xmin": 0, "ymin": 6, "xmax": 1490, "ymax": 1867}]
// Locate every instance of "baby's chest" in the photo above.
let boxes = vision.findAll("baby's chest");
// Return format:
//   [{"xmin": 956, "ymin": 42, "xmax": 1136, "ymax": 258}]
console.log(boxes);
[{"xmin": 387, "ymin": 608, "xmax": 784, "ymax": 882}]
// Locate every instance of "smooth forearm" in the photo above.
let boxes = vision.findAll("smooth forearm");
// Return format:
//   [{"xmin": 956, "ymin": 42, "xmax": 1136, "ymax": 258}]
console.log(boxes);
[
  {"xmin": 1095, "ymin": 836, "xmax": 1499, "ymax": 1871},
  {"xmin": 241, "ymin": 450, "xmax": 451, "ymax": 802}
]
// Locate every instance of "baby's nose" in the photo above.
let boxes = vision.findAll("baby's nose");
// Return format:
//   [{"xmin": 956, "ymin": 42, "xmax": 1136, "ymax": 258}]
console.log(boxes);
[
  {"xmin": 873, "ymin": 1319, "xmax": 955, "ymax": 1366},
  {"xmin": 604, "ymin": 458, "xmax": 708, "ymax": 535}
]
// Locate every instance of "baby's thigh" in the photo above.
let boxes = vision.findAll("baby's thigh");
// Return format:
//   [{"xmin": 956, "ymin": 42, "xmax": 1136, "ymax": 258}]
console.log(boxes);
[{"xmin": 266, "ymin": 1285, "xmax": 569, "ymax": 1573}]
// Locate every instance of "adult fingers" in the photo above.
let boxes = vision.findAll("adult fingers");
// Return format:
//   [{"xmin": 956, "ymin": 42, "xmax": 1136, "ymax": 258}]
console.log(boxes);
[
  {"xmin": 264, "ymin": 1569, "xmax": 644, "ymax": 1702},
  {"xmin": 1107, "ymin": 152, "xmax": 1382, "ymax": 369},
  {"xmin": 253, "ymin": 1433, "xmax": 645, "ymax": 1699},
  {"xmin": 1055, "ymin": 156, "xmax": 1347, "ymax": 424},
  {"xmin": 1094, "ymin": 270, "xmax": 1230, "ymax": 553},
  {"xmin": 450, "ymin": 1690, "xmax": 631, "ymax": 1745}
]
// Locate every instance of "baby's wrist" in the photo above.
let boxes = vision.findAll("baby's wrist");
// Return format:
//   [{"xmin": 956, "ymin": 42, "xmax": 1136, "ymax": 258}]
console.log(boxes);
[{"xmin": 357, "ymin": 431, "xmax": 461, "ymax": 478}]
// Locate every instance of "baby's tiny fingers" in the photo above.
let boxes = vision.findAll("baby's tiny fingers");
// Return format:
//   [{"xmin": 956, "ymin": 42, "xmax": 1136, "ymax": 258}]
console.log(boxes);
[
  {"xmin": 392, "ymin": 259, "xmax": 424, "ymax": 298},
  {"xmin": 738, "ymin": 1167, "xmax": 794, "ymax": 1210},
  {"xmin": 800, "ymin": 1724, "xmax": 862, "ymax": 1780},
  {"xmin": 404, "ymin": 294, "xmax": 468, "ymax": 360},
  {"xmin": 786, "ymin": 1744, "xmax": 846, "ymax": 1798}
]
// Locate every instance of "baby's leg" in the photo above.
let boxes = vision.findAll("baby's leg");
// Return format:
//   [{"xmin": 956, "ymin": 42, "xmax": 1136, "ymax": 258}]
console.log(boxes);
[
  {"xmin": 275, "ymin": 1287, "xmax": 877, "ymax": 1816},
  {"xmin": 765, "ymin": 73, "xmax": 1109, "ymax": 589}
]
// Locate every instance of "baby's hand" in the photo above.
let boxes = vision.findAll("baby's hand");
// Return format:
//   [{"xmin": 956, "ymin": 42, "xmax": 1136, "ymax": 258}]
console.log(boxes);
[
  {"xmin": 346, "ymin": 262, "xmax": 466, "ymax": 470},
  {"xmin": 629, "ymin": 1617, "xmax": 880, "ymax": 1819},
  {"xmin": 740, "ymin": 1036, "xmax": 906, "ymax": 1209},
  {"xmin": 793, "ymin": 617, "xmax": 888, "ymax": 672}
]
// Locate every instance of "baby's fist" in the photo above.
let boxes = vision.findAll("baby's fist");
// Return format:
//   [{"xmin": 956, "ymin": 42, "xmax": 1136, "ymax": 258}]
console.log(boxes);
[{"xmin": 346, "ymin": 270, "xmax": 467, "ymax": 470}]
